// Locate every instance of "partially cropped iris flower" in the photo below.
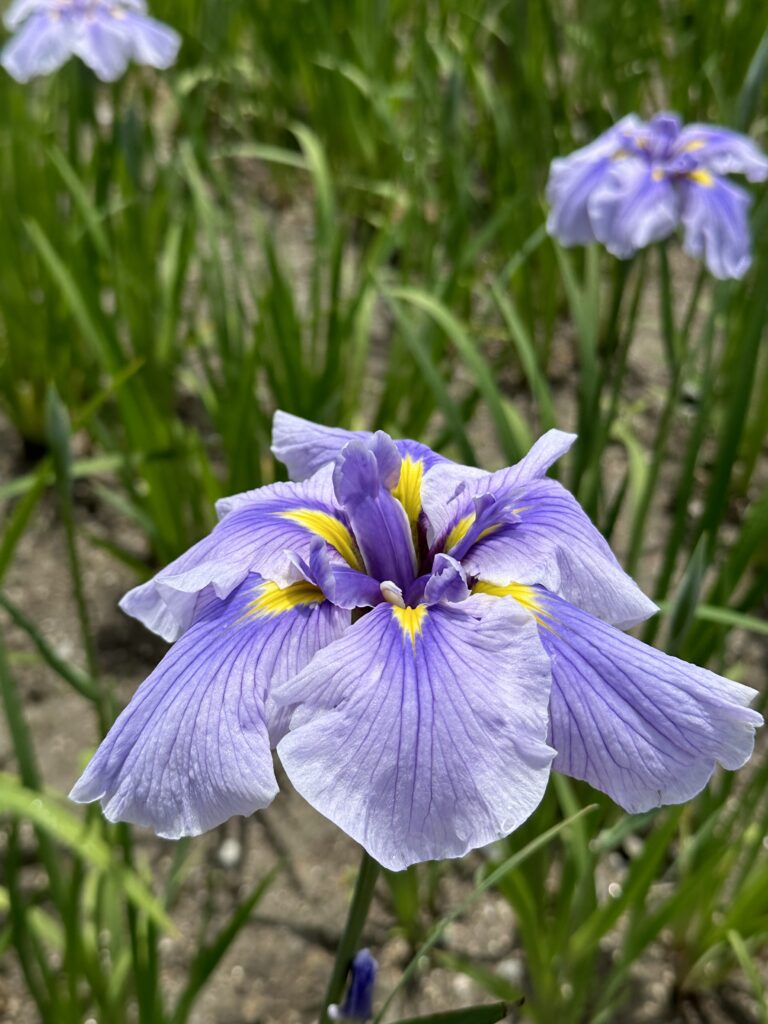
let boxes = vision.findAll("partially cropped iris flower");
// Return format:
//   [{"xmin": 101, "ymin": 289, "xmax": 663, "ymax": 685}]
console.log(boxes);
[
  {"xmin": 1, "ymin": 0, "xmax": 180, "ymax": 83},
  {"xmin": 546, "ymin": 112, "xmax": 768, "ymax": 279},
  {"xmin": 71, "ymin": 412, "xmax": 762, "ymax": 871}
]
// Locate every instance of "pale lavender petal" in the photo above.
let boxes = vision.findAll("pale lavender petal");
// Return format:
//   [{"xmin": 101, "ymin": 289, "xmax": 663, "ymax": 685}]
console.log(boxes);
[
  {"xmin": 537, "ymin": 593, "xmax": 762, "ymax": 813},
  {"xmin": 276, "ymin": 597, "xmax": 553, "ymax": 871},
  {"xmin": 680, "ymin": 175, "xmax": 753, "ymax": 280},
  {"xmin": 119, "ymin": 11, "xmax": 180, "ymax": 69},
  {"xmin": 546, "ymin": 115, "xmax": 644, "ymax": 245},
  {"xmin": 71, "ymin": 578, "xmax": 347, "ymax": 835},
  {"xmin": 271, "ymin": 410, "xmax": 446, "ymax": 481},
  {"xmin": 122, "ymin": 469, "xmax": 357, "ymax": 642},
  {"xmin": 4, "ymin": 0, "xmax": 46, "ymax": 31},
  {"xmin": 421, "ymin": 429, "xmax": 576, "ymax": 547},
  {"xmin": 677, "ymin": 124, "xmax": 768, "ymax": 183},
  {"xmin": 333, "ymin": 434, "xmax": 416, "ymax": 589},
  {"xmin": 588, "ymin": 157, "xmax": 681, "ymax": 258},
  {"xmin": 1, "ymin": 11, "xmax": 73, "ymax": 81},
  {"xmin": 72, "ymin": 16, "xmax": 132, "ymax": 82},
  {"xmin": 465, "ymin": 479, "xmax": 657, "ymax": 628}
]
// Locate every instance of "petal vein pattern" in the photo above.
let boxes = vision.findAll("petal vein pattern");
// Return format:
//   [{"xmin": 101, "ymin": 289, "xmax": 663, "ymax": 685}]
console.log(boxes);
[{"xmin": 277, "ymin": 598, "xmax": 554, "ymax": 871}]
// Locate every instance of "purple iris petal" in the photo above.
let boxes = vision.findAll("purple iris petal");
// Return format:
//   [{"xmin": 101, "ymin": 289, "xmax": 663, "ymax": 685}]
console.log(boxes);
[
  {"xmin": 423, "ymin": 553, "xmax": 470, "ymax": 605},
  {"xmin": 676, "ymin": 125, "xmax": 768, "ymax": 182},
  {"xmin": 588, "ymin": 158, "xmax": 680, "ymax": 258},
  {"xmin": 289, "ymin": 537, "xmax": 383, "ymax": 610},
  {"xmin": 546, "ymin": 116, "xmax": 643, "ymax": 245},
  {"xmin": 680, "ymin": 175, "xmax": 753, "ymax": 280},
  {"xmin": 276, "ymin": 597, "xmax": 554, "ymax": 872},
  {"xmin": 1, "ymin": 10, "xmax": 72, "ymax": 80},
  {"xmin": 70, "ymin": 576, "xmax": 347, "ymax": 835},
  {"xmin": 421, "ymin": 428, "xmax": 576, "ymax": 547},
  {"xmin": 121, "ymin": 467, "xmax": 354, "ymax": 642},
  {"xmin": 1, "ymin": 0, "xmax": 180, "ymax": 83},
  {"xmin": 332, "ymin": 434, "xmax": 416, "ymax": 590},
  {"xmin": 537, "ymin": 591, "xmax": 762, "ymax": 812},
  {"xmin": 329, "ymin": 949, "xmax": 378, "ymax": 1021},
  {"xmin": 272, "ymin": 410, "xmax": 447, "ymax": 482}
]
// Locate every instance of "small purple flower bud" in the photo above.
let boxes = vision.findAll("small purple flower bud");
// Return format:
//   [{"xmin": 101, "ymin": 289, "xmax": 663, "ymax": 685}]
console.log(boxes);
[{"xmin": 328, "ymin": 949, "xmax": 378, "ymax": 1021}]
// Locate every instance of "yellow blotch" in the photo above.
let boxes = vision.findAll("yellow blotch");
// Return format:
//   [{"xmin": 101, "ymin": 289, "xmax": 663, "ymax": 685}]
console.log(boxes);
[
  {"xmin": 392, "ymin": 605, "xmax": 428, "ymax": 646},
  {"xmin": 276, "ymin": 509, "xmax": 362, "ymax": 571},
  {"xmin": 472, "ymin": 580, "xmax": 551, "ymax": 627},
  {"xmin": 651, "ymin": 168, "xmax": 666, "ymax": 182},
  {"xmin": 681, "ymin": 139, "xmax": 706, "ymax": 153},
  {"xmin": 243, "ymin": 580, "xmax": 324, "ymax": 620},
  {"xmin": 392, "ymin": 456, "xmax": 424, "ymax": 539},
  {"xmin": 688, "ymin": 169, "xmax": 714, "ymax": 187},
  {"xmin": 444, "ymin": 512, "xmax": 475, "ymax": 551}
]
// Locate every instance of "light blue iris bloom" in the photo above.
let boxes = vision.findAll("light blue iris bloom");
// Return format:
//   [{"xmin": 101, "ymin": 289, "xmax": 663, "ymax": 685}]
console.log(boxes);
[
  {"xmin": 71, "ymin": 412, "xmax": 762, "ymax": 871},
  {"xmin": 1, "ymin": 0, "xmax": 180, "ymax": 82},
  {"xmin": 546, "ymin": 112, "xmax": 768, "ymax": 279}
]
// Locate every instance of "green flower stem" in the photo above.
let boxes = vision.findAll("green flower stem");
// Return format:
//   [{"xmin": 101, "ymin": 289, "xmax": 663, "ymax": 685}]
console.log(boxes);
[{"xmin": 320, "ymin": 849, "xmax": 381, "ymax": 1024}]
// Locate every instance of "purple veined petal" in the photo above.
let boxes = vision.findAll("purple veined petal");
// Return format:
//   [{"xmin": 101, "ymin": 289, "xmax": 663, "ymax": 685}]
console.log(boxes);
[
  {"xmin": 546, "ymin": 115, "xmax": 644, "ymax": 246},
  {"xmin": 676, "ymin": 124, "xmax": 768, "ymax": 183},
  {"xmin": 121, "ymin": 468, "xmax": 360, "ymax": 642},
  {"xmin": 421, "ymin": 429, "xmax": 577, "ymax": 548},
  {"xmin": 333, "ymin": 434, "xmax": 417, "ymax": 590},
  {"xmin": 70, "ymin": 575, "xmax": 349, "ymax": 835},
  {"xmin": 680, "ymin": 173, "xmax": 753, "ymax": 280},
  {"xmin": 288, "ymin": 537, "xmax": 383, "ymax": 610},
  {"xmin": 1, "ymin": 10, "xmax": 74, "ymax": 82},
  {"xmin": 276, "ymin": 596, "xmax": 554, "ymax": 871},
  {"xmin": 118, "ymin": 11, "xmax": 181, "ymax": 70},
  {"xmin": 271, "ymin": 410, "xmax": 447, "ymax": 481},
  {"xmin": 534, "ymin": 592, "xmax": 763, "ymax": 813},
  {"xmin": 587, "ymin": 156, "xmax": 681, "ymax": 259},
  {"xmin": 466, "ymin": 478, "xmax": 657, "ymax": 628},
  {"xmin": 423, "ymin": 553, "xmax": 470, "ymax": 606}
]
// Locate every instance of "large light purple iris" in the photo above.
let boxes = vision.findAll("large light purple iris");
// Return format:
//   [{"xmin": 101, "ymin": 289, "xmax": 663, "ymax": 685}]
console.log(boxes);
[
  {"xmin": 1, "ymin": 0, "xmax": 180, "ymax": 83},
  {"xmin": 70, "ymin": 412, "xmax": 762, "ymax": 871},
  {"xmin": 546, "ymin": 113, "xmax": 768, "ymax": 279}
]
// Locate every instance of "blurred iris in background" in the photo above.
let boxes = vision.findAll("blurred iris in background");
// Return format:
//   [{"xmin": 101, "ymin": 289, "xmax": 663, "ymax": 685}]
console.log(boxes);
[
  {"xmin": 70, "ymin": 413, "xmax": 762, "ymax": 871},
  {"xmin": 1, "ymin": 0, "xmax": 180, "ymax": 82},
  {"xmin": 546, "ymin": 112, "xmax": 768, "ymax": 279},
  {"xmin": 329, "ymin": 949, "xmax": 378, "ymax": 1021}
]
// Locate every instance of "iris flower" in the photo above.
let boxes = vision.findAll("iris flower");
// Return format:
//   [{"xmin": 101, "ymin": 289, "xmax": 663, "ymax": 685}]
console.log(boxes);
[
  {"xmin": 1, "ymin": 0, "xmax": 180, "ymax": 83},
  {"xmin": 546, "ymin": 112, "xmax": 768, "ymax": 279},
  {"xmin": 329, "ymin": 949, "xmax": 378, "ymax": 1021},
  {"xmin": 71, "ymin": 413, "xmax": 762, "ymax": 871}
]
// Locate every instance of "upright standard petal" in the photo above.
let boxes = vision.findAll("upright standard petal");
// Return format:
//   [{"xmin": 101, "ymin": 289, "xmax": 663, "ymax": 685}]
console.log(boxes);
[
  {"xmin": 676, "ymin": 125, "xmax": 768, "ymax": 183},
  {"xmin": 333, "ymin": 434, "xmax": 416, "ymax": 590},
  {"xmin": 546, "ymin": 117, "xmax": 642, "ymax": 246},
  {"xmin": 71, "ymin": 575, "xmax": 348, "ymax": 835},
  {"xmin": 680, "ymin": 175, "xmax": 753, "ymax": 280},
  {"xmin": 588, "ymin": 158, "xmax": 681, "ymax": 258},
  {"xmin": 121, "ymin": 467, "xmax": 359, "ymax": 642},
  {"xmin": 277, "ymin": 597, "xmax": 554, "ymax": 871},
  {"xmin": 1, "ymin": 11, "xmax": 73, "ymax": 81},
  {"xmin": 535, "ymin": 592, "xmax": 762, "ymax": 813}
]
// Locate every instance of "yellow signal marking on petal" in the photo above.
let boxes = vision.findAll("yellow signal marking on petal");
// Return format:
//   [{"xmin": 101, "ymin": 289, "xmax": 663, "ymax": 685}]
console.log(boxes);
[
  {"xmin": 681, "ymin": 139, "xmax": 705, "ymax": 153},
  {"xmin": 276, "ymin": 509, "xmax": 363, "ymax": 571},
  {"xmin": 392, "ymin": 604, "xmax": 428, "ymax": 646},
  {"xmin": 445, "ymin": 512, "xmax": 475, "ymax": 551},
  {"xmin": 392, "ymin": 456, "xmax": 424, "ymax": 538},
  {"xmin": 242, "ymin": 580, "xmax": 325, "ymax": 620},
  {"xmin": 472, "ymin": 580, "xmax": 552, "ymax": 627},
  {"xmin": 651, "ymin": 168, "xmax": 666, "ymax": 182},
  {"xmin": 688, "ymin": 169, "xmax": 714, "ymax": 187}
]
